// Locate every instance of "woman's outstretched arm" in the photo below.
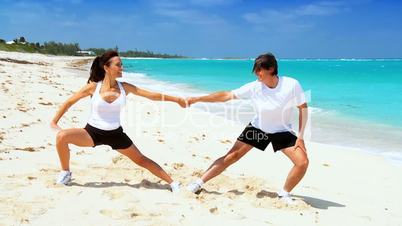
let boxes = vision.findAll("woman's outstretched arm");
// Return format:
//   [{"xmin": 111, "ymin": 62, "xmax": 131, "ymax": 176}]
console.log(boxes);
[{"xmin": 122, "ymin": 83, "xmax": 187, "ymax": 108}]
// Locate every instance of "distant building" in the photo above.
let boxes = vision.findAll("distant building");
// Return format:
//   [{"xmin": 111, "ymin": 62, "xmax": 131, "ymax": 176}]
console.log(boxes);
[
  {"xmin": 6, "ymin": 41, "xmax": 15, "ymax": 44},
  {"xmin": 76, "ymin": 50, "xmax": 95, "ymax": 56}
]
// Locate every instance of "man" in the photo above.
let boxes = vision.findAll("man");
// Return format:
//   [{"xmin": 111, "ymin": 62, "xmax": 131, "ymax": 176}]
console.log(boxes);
[{"xmin": 186, "ymin": 53, "xmax": 309, "ymax": 202}]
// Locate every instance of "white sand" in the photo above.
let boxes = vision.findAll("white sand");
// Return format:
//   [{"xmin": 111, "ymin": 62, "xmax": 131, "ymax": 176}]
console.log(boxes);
[{"xmin": 0, "ymin": 51, "xmax": 401, "ymax": 226}]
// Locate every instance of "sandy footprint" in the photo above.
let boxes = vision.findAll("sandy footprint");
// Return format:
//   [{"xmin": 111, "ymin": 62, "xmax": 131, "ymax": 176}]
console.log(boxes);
[
  {"xmin": 209, "ymin": 206, "xmax": 219, "ymax": 214},
  {"xmin": 252, "ymin": 192, "xmax": 311, "ymax": 211},
  {"xmin": 225, "ymin": 189, "xmax": 245, "ymax": 200},
  {"xmin": 38, "ymin": 102, "xmax": 53, "ymax": 106},
  {"xmin": 102, "ymin": 189, "xmax": 125, "ymax": 200},
  {"xmin": 99, "ymin": 209, "xmax": 125, "ymax": 219},
  {"xmin": 15, "ymin": 147, "xmax": 36, "ymax": 152},
  {"xmin": 220, "ymin": 139, "xmax": 232, "ymax": 144},
  {"xmin": 191, "ymin": 169, "xmax": 204, "ymax": 177},
  {"xmin": 0, "ymin": 131, "xmax": 5, "ymax": 142},
  {"xmin": 172, "ymin": 163, "xmax": 184, "ymax": 170},
  {"xmin": 112, "ymin": 155, "xmax": 125, "ymax": 164},
  {"xmin": 100, "ymin": 207, "xmax": 143, "ymax": 220}
]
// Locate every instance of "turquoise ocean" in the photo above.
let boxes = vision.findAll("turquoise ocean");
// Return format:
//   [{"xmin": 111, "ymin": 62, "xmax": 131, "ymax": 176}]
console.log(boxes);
[{"xmin": 121, "ymin": 58, "xmax": 402, "ymax": 164}]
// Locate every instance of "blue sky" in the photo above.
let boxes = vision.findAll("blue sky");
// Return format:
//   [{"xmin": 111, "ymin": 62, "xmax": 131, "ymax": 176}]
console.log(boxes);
[{"xmin": 1, "ymin": 0, "xmax": 401, "ymax": 58}]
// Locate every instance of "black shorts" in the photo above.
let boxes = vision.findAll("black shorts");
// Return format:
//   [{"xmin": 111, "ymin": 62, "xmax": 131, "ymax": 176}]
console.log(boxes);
[
  {"xmin": 237, "ymin": 123, "xmax": 297, "ymax": 152},
  {"xmin": 84, "ymin": 124, "xmax": 133, "ymax": 150}
]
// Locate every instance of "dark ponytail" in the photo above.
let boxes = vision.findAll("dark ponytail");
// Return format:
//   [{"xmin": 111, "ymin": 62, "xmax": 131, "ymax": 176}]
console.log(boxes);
[{"xmin": 87, "ymin": 50, "xmax": 119, "ymax": 83}]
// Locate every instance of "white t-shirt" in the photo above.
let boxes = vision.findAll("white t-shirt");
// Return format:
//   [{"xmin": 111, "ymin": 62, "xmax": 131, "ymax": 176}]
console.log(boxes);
[{"xmin": 232, "ymin": 76, "xmax": 306, "ymax": 134}]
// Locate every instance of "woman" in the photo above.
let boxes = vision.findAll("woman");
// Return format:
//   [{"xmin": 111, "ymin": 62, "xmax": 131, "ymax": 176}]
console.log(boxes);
[
  {"xmin": 186, "ymin": 53, "xmax": 309, "ymax": 203},
  {"xmin": 50, "ymin": 51, "xmax": 186, "ymax": 192}
]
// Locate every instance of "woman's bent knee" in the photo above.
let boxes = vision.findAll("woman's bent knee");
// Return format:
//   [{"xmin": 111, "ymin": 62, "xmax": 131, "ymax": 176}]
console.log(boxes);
[{"xmin": 56, "ymin": 130, "xmax": 67, "ymax": 144}]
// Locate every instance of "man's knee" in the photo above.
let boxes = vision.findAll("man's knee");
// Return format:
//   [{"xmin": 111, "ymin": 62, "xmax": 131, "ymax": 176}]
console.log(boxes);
[{"xmin": 296, "ymin": 157, "xmax": 309, "ymax": 170}]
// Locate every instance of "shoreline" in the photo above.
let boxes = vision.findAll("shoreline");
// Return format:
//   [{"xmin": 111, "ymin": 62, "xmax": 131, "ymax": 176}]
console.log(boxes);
[{"xmin": 1, "ymin": 51, "xmax": 401, "ymax": 225}]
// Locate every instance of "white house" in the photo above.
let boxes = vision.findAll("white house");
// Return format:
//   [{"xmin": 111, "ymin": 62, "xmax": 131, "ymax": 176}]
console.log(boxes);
[{"xmin": 76, "ymin": 50, "xmax": 95, "ymax": 56}]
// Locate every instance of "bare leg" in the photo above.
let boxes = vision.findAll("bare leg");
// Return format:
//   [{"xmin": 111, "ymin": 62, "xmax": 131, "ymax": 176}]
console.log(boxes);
[
  {"xmin": 56, "ymin": 128, "xmax": 94, "ymax": 171},
  {"xmin": 117, "ymin": 144, "xmax": 174, "ymax": 184},
  {"xmin": 201, "ymin": 141, "xmax": 253, "ymax": 183},
  {"xmin": 281, "ymin": 147, "xmax": 309, "ymax": 192}
]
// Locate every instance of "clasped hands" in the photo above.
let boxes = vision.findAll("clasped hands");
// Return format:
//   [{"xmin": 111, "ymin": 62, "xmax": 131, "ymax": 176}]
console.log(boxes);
[{"xmin": 177, "ymin": 97, "xmax": 199, "ymax": 108}]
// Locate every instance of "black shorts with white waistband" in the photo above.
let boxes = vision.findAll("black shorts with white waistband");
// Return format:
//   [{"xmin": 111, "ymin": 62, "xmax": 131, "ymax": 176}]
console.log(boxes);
[
  {"xmin": 237, "ymin": 123, "xmax": 297, "ymax": 152},
  {"xmin": 84, "ymin": 124, "xmax": 133, "ymax": 150}
]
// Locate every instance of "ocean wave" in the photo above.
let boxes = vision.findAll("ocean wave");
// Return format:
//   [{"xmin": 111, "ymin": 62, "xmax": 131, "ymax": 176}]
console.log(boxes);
[
  {"xmin": 309, "ymin": 107, "xmax": 323, "ymax": 113},
  {"xmin": 279, "ymin": 58, "xmax": 402, "ymax": 62},
  {"xmin": 122, "ymin": 57, "xmax": 163, "ymax": 60},
  {"xmin": 190, "ymin": 58, "xmax": 252, "ymax": 61},
  {"xmin": 382, "ymin": 152, "xmax": 402, "ymax": 165}
]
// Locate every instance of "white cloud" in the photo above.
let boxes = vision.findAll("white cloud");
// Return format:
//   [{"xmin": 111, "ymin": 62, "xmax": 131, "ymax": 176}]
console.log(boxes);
[
  {"xmin": 150, "ymin": 0, "xmax": 227, "ymax": 25},
  {"xmin": 243, "ymin": 10, "xmax": 294, "ymax": 24},
  {"xmin": 189, "ymin": 0, "xmax": 242, "ymax": 7},
  {"xmin": 155, "ymin": 8, "xmax": 225, "ymax": 25},
  {"xmin": 242, "ymin": 9, "xmax": 313, "ymax": 33},
  {"xmin": 295, "ymin": 3, "xmax": 341, "ymax": 16},
  {"xmin": 148, "ymin": 0, "xmax": 241, "ymax": 7},
  {"xmin": 242, "ymin": 1, "xmax": 356, "ymax": 33}
]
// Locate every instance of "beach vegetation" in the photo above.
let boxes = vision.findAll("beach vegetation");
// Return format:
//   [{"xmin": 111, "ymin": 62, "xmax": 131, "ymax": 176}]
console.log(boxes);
[{"xmin": 0, "ymin": 36, "xmax": 184, "ymax": 58}]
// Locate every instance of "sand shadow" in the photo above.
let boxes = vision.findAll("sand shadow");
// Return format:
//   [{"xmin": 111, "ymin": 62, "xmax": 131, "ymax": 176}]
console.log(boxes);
[
  {"xmin": 256, "ymin": 189, "xmax": 346, "ymax": 209},
  {"xmin": 195, "ymin": 188, "xmax": 245, "ymax": 196},
  {"xmin": 256, "ymin": 190, "xmax": 278, "ymax": 199},
  {"xmin": 196, "ymin": 188, "xmax": 223, "ymax": 195},
  {"xmin": 70, "ymin": 179, "xmax": 171, "ymax": 191},
  {"xmin": 293, "ymin": 195, "xmax": 345, "ymax": 209},
  {"xmin": 227, "ymin": 189, "xmax": 245, "ymax": 196}
]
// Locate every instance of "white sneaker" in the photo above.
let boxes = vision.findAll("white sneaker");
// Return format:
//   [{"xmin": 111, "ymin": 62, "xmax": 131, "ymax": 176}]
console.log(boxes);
[
  {"xmin": 186, "ymin": 181, "xmax": 202, "ymax": 194},
  {"xmin": 56, "ymin": 170, "xmax": 72, "ymax": 185},
  {"xmin": 277, "ymin": 189, "xmax": 295, "ymax": 205},
  {"xmin": 277, "ymin": 189, "xmax": 290, "ymax": 198},
  {"xmin": 170, "ymin": 181, "xmax": 181, "ymax": 193},
  {"xmin": 280, "ymin": 195, "xmax": 295, "ymax": 205}
]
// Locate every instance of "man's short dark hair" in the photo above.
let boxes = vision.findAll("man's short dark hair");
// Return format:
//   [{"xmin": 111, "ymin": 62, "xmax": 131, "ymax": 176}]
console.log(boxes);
[{"xmin": 252, "ymin": 52, "xmax": 278, "ymax": 75}]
